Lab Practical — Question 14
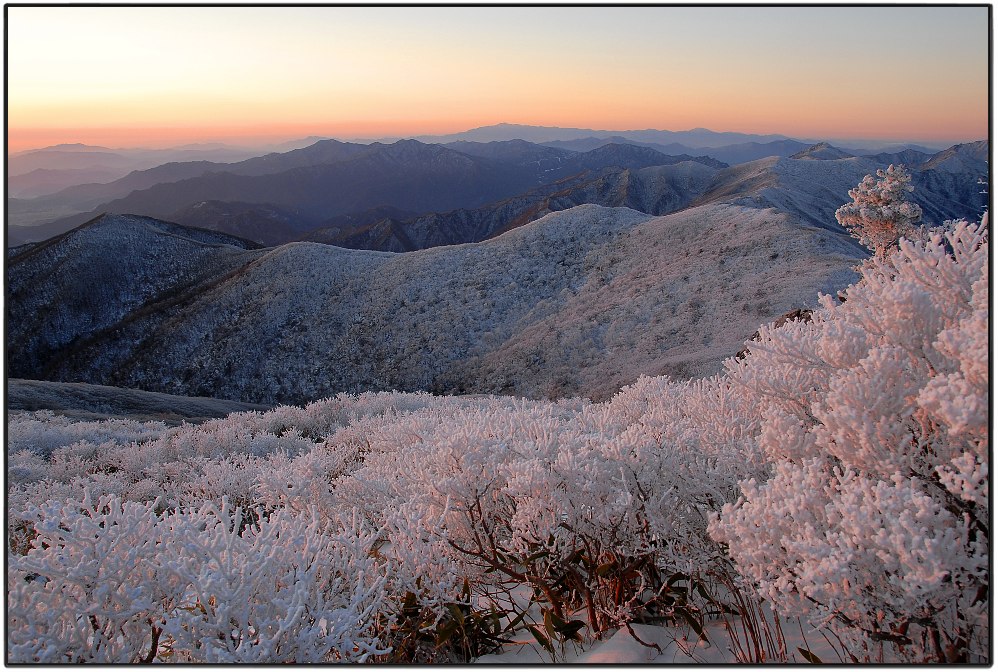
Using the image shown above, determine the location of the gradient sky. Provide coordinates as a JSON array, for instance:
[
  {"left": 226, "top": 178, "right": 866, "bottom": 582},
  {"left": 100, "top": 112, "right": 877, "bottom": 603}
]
[{"left": 6, "top": 5, "right": 990, "bottom": 152}]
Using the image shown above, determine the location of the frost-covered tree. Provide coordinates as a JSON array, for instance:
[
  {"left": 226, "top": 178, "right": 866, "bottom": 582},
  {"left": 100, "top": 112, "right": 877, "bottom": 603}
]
[{"left": 835, "top": 164, "right": 923, "bottom": 259}]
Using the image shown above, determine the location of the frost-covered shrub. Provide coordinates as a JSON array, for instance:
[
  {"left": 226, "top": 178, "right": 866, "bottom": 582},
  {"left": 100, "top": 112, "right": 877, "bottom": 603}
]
[
  {"left": 7, "top": 383, "right": 770, "bottom": 661},
  {"left": 7, "top": 410, "right": 167, "bottom": 458},
  {"left": 333, "top": 388, "right": 764, "bottom": 641},
  {"left": 7, "top": 449, "right": 50, "bottom": 485},
  {"left": 330, "top": 402, "right": 520, "bottom": 635},
  {"left": 164, "top": 413, "right": 317, "bottom": 460},
  {"left": 8, "top": 492, "right": 181, "bottom": 663},
  {"left": 174, "top": 453, "right": 264, "bottom": 509},
  {"left": 160, "top": 503, "right": 388, "bottom": 663},
  {"left": 8, "top": 492, "right": 389, "bottom": 664},
  {"left": 711, "top": 217, "right": 989, "bottom": 662},
  {"left": 252, "top": 391, "right": 443, "bottom": 440}
]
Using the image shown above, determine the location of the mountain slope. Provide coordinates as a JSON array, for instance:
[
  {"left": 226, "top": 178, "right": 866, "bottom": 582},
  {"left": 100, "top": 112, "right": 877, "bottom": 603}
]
[
  {"left": 705, "top": 139, "right": 813, "bottom": 165},
  {"left": 693, "top": 144, "right": 987, "bottom": 231},
  {"left": 7, "top": 215, "right": 260, "bottom": 378},
  {"left": 919, "top": 140, "right": 989, "bottom": 173},
  {"left": 862, "top": 148, "right": 933, "bottom": 168},
  {"left": 8, "top": 210, "right": 107, "bottom": 246},
  {"left": 222, "top": 138, "right": 371, "bottom": 176},
  {"left": 166, "top": 201, "right": 315, "bottom": 246},
  {"left": 558, "top": 143, "right": 726, "bottom": 172},
  {"left": 444, "top": 203, "right": 861, "bottom": 397},
  {"left": 442, "top": 139, "right": 577, "bottom": 174},
  {"left": 10, "top": 205, "right": 862, "bottom": 404},
  {"left": 540, "top": 135, "right": 661, "bottom": 153},
  {"left": 790, "top": 142, "right": 855, "bottom": 160},
  {"left": 36, "top": 161, "right": 223, "bottom": 210}
]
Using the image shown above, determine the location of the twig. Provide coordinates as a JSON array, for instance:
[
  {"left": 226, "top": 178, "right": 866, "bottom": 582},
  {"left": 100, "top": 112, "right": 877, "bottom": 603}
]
[{"left": 625, "top": 621, "right": 663, "bottom": 654}]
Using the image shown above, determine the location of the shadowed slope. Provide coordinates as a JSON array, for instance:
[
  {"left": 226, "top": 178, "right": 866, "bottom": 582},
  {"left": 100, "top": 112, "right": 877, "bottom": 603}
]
[{"left": 7, "top": 214, "right": 260, "bottom": 378}]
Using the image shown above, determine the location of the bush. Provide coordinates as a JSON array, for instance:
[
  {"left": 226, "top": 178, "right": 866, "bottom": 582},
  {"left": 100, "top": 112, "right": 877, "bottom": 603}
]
[
  {"left": 711, "top": 217, "right": 989, "bottom": 662},
  {"left": 8, "top": 493, "right": 388, "bottom": 663}
]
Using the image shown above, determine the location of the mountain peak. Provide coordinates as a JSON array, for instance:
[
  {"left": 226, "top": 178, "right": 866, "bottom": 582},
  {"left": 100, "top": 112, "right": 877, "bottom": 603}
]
[
  {"left": 28, "top": 142, "right": 115, "bottom": 154},
  {"left": 381, "top": 138, "right": 446, "bottom": 157},
  {"left": 790, "top": 142, "right": 853, "bottom": 160},
  {"left": 920, "top": 140, "right": 989, "bottom": 172}
]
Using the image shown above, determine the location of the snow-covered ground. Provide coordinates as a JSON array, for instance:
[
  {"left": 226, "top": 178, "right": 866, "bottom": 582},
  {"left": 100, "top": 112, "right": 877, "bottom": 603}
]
[
  {"left": 476, "top": 617, "right": 845, "bottom": 664},
  {"left": 8, "top": 378, "right": 270, "bottom": 424}
]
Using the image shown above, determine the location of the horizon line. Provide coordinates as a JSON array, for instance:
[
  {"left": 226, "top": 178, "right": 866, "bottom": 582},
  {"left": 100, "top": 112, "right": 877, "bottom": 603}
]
[{"left": 7, "top": 121, "right": 986, "bottom": 155}]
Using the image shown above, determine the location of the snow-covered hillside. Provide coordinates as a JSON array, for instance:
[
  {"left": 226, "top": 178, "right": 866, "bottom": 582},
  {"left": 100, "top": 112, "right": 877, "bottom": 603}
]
[
  {"left": 10, "top": 204, "right": 861, "bottom": 403},
  {"left": 445, "top": 202, "right": 858, "bottom": 399}
]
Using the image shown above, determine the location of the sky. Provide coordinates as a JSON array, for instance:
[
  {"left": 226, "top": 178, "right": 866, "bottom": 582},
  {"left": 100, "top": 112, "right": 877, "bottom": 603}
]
[{"left": 6, "top": 5, "right": 990, "bottom": 152}]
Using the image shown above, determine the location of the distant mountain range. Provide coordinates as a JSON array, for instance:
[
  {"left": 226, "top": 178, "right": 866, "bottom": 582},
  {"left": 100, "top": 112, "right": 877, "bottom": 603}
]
[
  {"left": 540, "top": 136, "right": 820, "bottom": 166},
  {"left": 9, "top": 167, "right": 126, "bottom": 199},
  {"left": 8, "top": 132, "right": 985, "bottom": 249},
  {"left": 400, "top": 122, "right": 947, "bottom": 154},
  {"left": 6, "top": 143, "right": 272, "bottom": 197},
  {"left": 405, "top": 122, "right": 796, "bottom": 147},
  {"left": 8, "top": 140, "right": 727, "bottom": 245}
]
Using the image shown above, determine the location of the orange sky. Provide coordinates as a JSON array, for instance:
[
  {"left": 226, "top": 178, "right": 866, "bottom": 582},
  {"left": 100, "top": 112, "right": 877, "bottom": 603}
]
[{"left": 7, "top": 6, "right": 990, "bottom": 153}]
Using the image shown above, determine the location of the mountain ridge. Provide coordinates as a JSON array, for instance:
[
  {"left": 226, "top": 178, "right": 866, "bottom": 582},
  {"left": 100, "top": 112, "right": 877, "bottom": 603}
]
[{"left": 8, "top": 204, "right": 863, "bottom": 404}]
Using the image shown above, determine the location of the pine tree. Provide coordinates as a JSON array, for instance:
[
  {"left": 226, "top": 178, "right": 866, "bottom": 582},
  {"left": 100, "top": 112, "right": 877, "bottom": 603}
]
[{"left": 835, "top": 164, "right": 923, "bottom": 259}]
